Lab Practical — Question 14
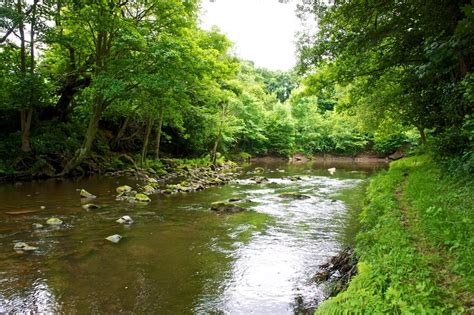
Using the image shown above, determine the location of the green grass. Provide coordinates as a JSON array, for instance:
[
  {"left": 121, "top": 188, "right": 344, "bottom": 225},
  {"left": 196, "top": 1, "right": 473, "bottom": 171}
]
[{"left": 316, "top": 156, "right": 473, "bottom": 314}]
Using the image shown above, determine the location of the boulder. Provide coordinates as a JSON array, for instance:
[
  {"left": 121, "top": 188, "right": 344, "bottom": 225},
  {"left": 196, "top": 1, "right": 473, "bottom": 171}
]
[
  {"left": 254, "top": 167, "right": 264, "bottom": 173},
  {"left": 328, "top": 167, "right": 336, "bottom": 175},
  {"left": 14, "top": 242, "right": 38, "bottom": 252},
  {"left": 211, "top": 201, "right": 246, "bottom": 213},
  {"left": 388, "top": 151, "right": 404, "bottom": 160},
  {"left": 134, "top": 193, "right": 151, "bottom": 203},
  {"left": 142, "top": 185, "right": 155, "bottom": 194},
  {"left": 82, "top": 204, "right": 100, "bottom": 210},
  {"left": 288, "top": 176, "right": 303, "bottom": 181},
  {"left": 80, "top": 189, "right": 96, "bottom": 198},
  {"left": 46, "top": 217, "right": 63, "bottom": 225},
  {"left": 116, "top": 215, "right": 134, "bottom": 224},
  {"left": 279, "top": 192, "right": 311, "bottom": 200},
  {"left": 105, "top": 234, "right": 122, "bottom": 244},
  {"left": 116, "top": 185, "right": 132, "bottom": 194},
  {"left": 146, "top": 177, "right": 158, "bottom": 184}
]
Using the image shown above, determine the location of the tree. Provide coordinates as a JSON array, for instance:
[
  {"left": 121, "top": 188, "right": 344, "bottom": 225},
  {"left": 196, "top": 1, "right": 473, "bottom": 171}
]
[
  {"left": 297, "top": 0, "right": 473, "bottom": 154},
  {"left": 60, "top": 0, "right": 200, "bottom": 174}
]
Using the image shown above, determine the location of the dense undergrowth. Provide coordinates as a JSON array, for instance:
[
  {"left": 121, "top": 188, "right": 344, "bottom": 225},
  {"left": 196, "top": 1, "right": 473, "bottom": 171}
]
[{"left": 317, "top": 156, "right": 474, "bottom": 314}]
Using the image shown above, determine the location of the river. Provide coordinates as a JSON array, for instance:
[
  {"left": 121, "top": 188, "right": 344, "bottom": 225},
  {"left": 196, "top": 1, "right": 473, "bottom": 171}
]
[{"left": 0, "top": 160, "right": 385, "bottom": 314}]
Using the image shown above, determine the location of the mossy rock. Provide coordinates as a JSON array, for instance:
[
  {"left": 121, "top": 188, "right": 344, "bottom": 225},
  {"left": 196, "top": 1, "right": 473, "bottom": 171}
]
[
  {"left": 80, "top": 189, "right": 96, "bottom": 198},
  {"left": 116, "top": 185, "right": 132, "bottom": 194},
  {"left": 143, "top": 185, "right": 155, "bottom": 194},
  {"left": 134, "top": 193, "right": 151, "bottom": 203},
  {"left": 211, "top": 201, "right": 246, "bottom": 213},
  {"left": 46, "top": 217, "right": 63, "bottom": 225}
]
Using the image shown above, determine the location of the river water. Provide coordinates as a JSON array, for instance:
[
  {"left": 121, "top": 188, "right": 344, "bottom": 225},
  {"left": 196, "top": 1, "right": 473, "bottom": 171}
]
[{"left": 0, "top": 160, "right": 385, "bottom": 314}]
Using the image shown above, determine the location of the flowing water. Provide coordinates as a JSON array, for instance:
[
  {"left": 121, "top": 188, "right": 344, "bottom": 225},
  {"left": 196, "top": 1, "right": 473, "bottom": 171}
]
[{"left": 0, "top": 160, "right": 385, "bottom": 314}]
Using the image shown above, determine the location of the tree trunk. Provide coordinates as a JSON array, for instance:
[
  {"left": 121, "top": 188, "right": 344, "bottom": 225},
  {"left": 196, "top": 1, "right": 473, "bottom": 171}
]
[
  {"left": 418, "top": 127, "right": 426, "bottom": 143},
  {"left": 17, "top": 0, "right": 33, "bottom": 152},
  {"left": 20, "top": 108, "right": 33, "bottom": 152},
  {"left": 112, "top": 116, "right": 129, "bottom": 149},
  {"left": 141, "top": 115, "right": 153, "bottom": 166},
  {"left": 211, "top": 103, "right": 227, "bottom": 165},
  {"left": 61, "top": 96, "right": 106, "bottom": 174},
  {"left": 211, "top": 133, "right": 221, "bottom": 165},
  {"left": 154, "top": 105, "right": 164, "bottom": 160}
]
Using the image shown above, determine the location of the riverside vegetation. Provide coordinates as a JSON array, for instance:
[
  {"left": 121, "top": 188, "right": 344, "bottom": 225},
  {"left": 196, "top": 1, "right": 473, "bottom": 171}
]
[{"left": 1, "top": 0, "right": 473, "bottom": 313}]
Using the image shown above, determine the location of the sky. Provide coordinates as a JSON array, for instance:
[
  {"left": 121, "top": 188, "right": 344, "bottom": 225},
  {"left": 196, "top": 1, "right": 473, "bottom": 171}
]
[{"left": 200, "top": 0, "right": 301, "bottom": 71}]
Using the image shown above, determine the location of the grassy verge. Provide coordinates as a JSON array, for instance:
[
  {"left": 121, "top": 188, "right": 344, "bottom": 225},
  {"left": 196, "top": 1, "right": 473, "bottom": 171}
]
[{"left": 317, "top": 156, "right": 473, "bottom": 314}]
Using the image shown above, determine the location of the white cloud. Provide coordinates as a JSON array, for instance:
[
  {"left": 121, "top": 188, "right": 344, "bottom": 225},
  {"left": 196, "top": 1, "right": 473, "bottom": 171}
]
[{"left": 200, "top": 0, "right": 300, "bottom": 71}]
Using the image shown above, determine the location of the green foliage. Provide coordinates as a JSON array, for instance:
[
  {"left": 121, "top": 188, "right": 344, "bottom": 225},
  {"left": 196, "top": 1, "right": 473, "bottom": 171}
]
[
  {"left": 298, "top": 0, "right": 473, "bottom": 157},
  {"left": 372, "top": 130, "right": 420, "bottom": 155},
  {"left": 317, "top": 156, "right": 473, "bottom": 314}
]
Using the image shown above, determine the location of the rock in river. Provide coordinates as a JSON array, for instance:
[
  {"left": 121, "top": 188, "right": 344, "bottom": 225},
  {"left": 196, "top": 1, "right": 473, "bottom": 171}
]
[
  {"left": 82, "top": 204, "right": 100, "bottom": 210},
  {"left": 116, "top": 185, "right": 132, "bottom": 194},
  {"left": 80, "top": 189, "right": 96, "bottom": 199},
  {"left": 106, "top": 234, "right": 122, "bottom": 244},
  {"left": 116, "top": 215, "right": 134, "bottom": 224},
  {"left": 279, "top": 192, "right": 311, "bottom": 200},
  {"left": 134, "top": 193, "right": 151, "bottom": 203},
  {"left": 142, "top": 185, "right": 155, "bottom": 194},
  {"left": 211, "top": 201, "right": 246, "bottom": 213},
  {"left": 250, "top": 176, "right": 269, "bottom": 184},
  {"left": 46, "top": 217, "right": 63, "bottom": 225},
  {"left": 32, "top": 223, "right": 43, "bottom": 229},
  {"left": 14, "top": 242, "right": 38, "bottom": 252}
]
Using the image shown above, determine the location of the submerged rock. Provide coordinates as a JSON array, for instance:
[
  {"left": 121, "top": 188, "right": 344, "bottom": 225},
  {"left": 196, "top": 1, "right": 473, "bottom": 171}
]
[
  {"left": 82, "top": 203, "right": 100, "bottom": 210},
  {"left": 211, "top": 201, "right": 246, "bottom": 213},
  {"left": 279, "top": 192, "right": 311, "bottom": 200},
  {"left": 228, "top": 197, "right": 242, "bottom": 202},
  {"left": 288, "top": 176, "right": 303, "bottom": 181},
  {"left": 14, "top": 242, "right": 38, "bottom": 252},
  {"left": 46, "top": 217, "right": 63, "bottom": 225},
  {"left": 116, "top": 185, "right": 132, "bottom": 194},
  {"left": 250, "top": 176, "right": 269, "bottom": 184},
  {"left": 134, "top": 193, "right": 151, "bottom": 203},
  {"left": 32, "top": 223, "right": 43, "bottom": 229},
  {"left": 105, "top": 234, "right": 122, "bottom": 243},
  {"left": 80, "top": 189, "right": 96, "bottom": 199},
  {"left": 116, "top": 215, "right": 134, "bottom": 224}
]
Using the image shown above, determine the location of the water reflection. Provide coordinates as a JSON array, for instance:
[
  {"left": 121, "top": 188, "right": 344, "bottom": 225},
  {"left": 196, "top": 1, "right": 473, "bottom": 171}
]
[
  {"left": 0, "top": 161, "right": 382, "bottom": 313},
  {"left": 0, "top": 278, "right": 60, "bottom": 313},
  {"left": 199, "top": 172, "right": 363, "bottom": 314}
]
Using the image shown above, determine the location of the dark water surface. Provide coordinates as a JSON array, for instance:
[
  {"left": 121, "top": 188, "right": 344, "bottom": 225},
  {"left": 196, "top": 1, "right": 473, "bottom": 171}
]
[{"left": 0, "top": 160, "right": 385, "bottom": 314}]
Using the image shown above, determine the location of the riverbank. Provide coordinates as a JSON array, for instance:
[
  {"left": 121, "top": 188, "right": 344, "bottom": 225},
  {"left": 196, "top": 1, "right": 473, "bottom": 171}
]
[{"left": 316, "top": 156, "right": 474, "bottom": 314}]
